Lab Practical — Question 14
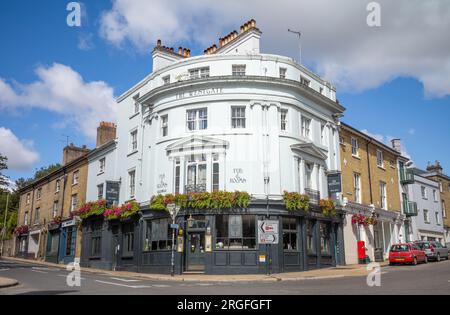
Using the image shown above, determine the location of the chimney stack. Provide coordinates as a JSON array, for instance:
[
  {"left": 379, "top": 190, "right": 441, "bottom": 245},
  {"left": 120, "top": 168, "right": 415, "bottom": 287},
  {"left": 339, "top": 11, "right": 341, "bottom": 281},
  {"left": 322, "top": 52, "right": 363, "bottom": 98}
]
[
  {"left": 63, "top": 143, "right": 90, "bottom": 166},
  {"left": 426, "top": 160, "right": 443, "bottom": 174},
  {"left": 96, "top": 121, "right": 117, "bottom": 148},
  {"left": 391, "top": 138, "right": 402, "bottom": 153}
]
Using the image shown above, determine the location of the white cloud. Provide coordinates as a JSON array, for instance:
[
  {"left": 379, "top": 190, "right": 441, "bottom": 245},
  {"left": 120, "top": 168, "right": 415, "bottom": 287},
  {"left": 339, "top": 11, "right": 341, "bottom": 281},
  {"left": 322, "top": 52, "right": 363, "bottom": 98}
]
[
  {"left": 0, "top": 127, "right": 40, "bottom": 171},
  {"left": 99, "top": 0, "right": 450, "bottom": 98},
  {"left": 0, "top": 63, "right": 117, "bottom": 140}
]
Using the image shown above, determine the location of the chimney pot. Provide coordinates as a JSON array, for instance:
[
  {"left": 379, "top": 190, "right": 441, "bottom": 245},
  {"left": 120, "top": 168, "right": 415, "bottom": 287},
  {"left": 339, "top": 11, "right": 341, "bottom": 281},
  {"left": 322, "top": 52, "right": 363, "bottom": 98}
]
[
  {"left": 391, "top": 138, "right": 402, "bottom": 153},
  {"left": 178, "top": 47, "right": 183, "bottom": 55},
  {"left": 157, "top": 39, "right": 161, "bottom": 47}
]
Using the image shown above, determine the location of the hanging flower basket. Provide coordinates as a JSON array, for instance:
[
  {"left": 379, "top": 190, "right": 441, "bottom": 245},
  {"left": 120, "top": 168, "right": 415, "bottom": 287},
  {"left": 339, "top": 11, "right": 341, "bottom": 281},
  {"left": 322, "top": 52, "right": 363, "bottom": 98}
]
[
  {"left": 14, "top": 225, "right": 29, "bottom": 235},
  {"left": 319, "top": 199, "right": 337, "bottom": 217},
  {"left": 283, "top": 191, "right": 310, "bottom": 211},
  {"left": 73, "top": 199, "right": 108, "bottom": 219},
  {"left": 351, "top": 213, "right": 378, "bottom": 226},
  {"left": 103, "top": 201, "right": 140, "bottom": 221}
]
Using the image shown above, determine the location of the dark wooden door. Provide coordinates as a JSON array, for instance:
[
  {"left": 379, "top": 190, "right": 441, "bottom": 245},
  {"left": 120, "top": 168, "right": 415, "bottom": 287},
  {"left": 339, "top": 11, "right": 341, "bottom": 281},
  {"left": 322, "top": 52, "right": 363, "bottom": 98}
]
[{"left": 186, "top": 232, "right": 205, "bottom": 271}]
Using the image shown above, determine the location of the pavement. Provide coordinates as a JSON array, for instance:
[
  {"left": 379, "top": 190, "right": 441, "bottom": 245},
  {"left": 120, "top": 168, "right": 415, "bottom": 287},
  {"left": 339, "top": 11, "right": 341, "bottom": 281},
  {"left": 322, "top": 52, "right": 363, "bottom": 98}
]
[
  {"left": 0, "top": 258, "right": 449, "bottom": 295},
  {"left": 0, "top": 276, "right": 18, "bottom": 288},
  {"left": 0, "top": 256, "right": 387, "bottom": 282}
]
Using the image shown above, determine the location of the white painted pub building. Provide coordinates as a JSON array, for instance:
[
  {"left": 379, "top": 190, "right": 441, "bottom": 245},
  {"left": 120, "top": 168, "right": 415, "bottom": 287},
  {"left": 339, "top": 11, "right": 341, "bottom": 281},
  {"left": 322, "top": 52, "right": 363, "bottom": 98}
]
[{"left": 81, "top": 20, "right": 346, "bottom": 274}]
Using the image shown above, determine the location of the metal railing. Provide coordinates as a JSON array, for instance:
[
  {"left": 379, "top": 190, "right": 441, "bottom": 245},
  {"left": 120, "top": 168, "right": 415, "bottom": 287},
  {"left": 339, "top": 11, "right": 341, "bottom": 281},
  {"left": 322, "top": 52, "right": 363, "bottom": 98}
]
[
  {"left": 403, "top": 200, "right": 418, "bottom": 217},
  {"left": 305, "top": 188, "right": 320, "bottom": 205},
  {"left": 400, "top": 168, "right": 415, "bottom": 185},
  {"left": 185, "top": 184, "right": 207, "bottom": 193}
]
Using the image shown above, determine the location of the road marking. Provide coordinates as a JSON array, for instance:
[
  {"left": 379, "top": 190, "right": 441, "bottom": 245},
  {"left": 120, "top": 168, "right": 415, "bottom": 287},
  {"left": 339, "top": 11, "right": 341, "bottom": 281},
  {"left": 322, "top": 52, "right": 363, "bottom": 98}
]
[
  {"left": 110, "top": 277, "right": 141, "bottom": 282},
  {"left": 57, "top": 274, "right": 86, "bottom": 280},
  {"left": 0, "top": 268, "right": 10, "bottom": 272},
  {"left": 152, "top": 284, "right": 170, "bottom": 288},
  {"left": 31, "top": 270, "right": 48, "bottom": 274},
  {"left": 95, "top": 280, "right": 152, "bottom": 289},
  {"left": 32, "top": 267, "right": 57, "bottom": 271}
]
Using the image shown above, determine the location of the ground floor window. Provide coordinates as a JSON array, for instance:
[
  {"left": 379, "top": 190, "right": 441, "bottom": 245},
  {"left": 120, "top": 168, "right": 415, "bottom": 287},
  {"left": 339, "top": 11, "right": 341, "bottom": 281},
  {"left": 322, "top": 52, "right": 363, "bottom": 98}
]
[
  {"left": 320, "top": 222, "right": 331, "bottom": 255},
  {"left": 46, "top": 231, "right": 59, "bottom": 254},
  {"left": 90, "top": 222, "right": 102, "bottom": 257},
  {"left": 306, "top": 220, "right": 316, "bottom": 254},
  {"left": 215, "top": 215, "right": 256, "bottom": 250},
  {"left": 122, "top": 223, "right": 135, "bottom": 257},
  {"left": 282, "top": 217, "right": 298, "bottom": 250},
  {"left": 144, "top": 218, "right": 172, "bottom": 251}
]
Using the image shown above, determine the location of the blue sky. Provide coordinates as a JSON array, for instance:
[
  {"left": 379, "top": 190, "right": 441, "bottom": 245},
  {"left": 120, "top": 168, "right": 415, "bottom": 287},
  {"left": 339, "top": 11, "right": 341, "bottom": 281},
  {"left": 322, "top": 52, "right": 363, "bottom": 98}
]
[{"left": 0, "top": 0, "right": 449, "bottom": 182}]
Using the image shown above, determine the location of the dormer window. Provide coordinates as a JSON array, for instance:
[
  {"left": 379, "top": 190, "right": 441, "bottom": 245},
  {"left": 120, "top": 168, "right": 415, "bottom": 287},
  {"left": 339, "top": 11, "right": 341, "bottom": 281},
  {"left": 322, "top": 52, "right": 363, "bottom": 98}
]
[
  {"left": 279, "top": 67, "right": 287, "bottom": 79},
  {"left": 133, "top": 93, "right": 140, "bottom": 115},
  {"left": 162, "top": 75, "right": 170, "bottom": 85}
]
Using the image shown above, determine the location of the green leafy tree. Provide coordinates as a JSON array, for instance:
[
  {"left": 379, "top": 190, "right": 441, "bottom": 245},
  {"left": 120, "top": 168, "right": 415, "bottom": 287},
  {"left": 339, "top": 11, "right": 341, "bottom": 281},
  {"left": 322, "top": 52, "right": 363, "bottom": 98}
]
[
  {"left": 33, "top": 163, "right": 61, "bottom": 180},
  {"left": 0, "top": 154, "right": 8, "bottom": 188}
]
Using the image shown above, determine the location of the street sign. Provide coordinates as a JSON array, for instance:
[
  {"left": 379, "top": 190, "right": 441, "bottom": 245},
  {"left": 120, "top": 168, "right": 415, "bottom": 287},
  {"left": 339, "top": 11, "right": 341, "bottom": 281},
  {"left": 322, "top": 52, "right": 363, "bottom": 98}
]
[{"left": 258, "top": 220, "right": 279, "bottom": 244}]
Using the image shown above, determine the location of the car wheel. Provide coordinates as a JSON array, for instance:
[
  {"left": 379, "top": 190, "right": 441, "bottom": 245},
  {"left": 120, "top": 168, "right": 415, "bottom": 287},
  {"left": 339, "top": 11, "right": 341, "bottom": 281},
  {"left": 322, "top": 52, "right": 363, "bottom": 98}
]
[
  {"left": 437, "top": 253, "right": 441, "bottom": 262},
  {"left": 412, "top": 257, "right": 417, "bottom": 265}
]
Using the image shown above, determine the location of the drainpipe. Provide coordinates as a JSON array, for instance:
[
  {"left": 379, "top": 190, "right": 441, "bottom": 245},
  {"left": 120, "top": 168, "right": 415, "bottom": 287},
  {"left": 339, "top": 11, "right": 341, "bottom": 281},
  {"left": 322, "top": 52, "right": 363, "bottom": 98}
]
[{"left": 366, "top": 140, "right": 373, "bottom": 204}]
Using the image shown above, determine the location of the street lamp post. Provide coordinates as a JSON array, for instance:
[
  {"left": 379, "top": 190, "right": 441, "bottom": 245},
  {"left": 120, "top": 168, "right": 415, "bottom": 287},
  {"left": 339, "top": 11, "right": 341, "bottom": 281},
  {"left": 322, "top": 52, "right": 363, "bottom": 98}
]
[
  {"left": 167, "top": 203, "right": 180, "bottom": 277},
  {"left": 0, "top": 192, "right": 10, "bottom": 257}
]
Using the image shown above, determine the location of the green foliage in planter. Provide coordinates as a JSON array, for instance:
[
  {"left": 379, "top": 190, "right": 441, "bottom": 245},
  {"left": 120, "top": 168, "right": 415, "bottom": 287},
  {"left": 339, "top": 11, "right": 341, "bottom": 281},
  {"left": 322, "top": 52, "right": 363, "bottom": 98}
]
[
  {"left": 120, "top": 201, "right": 140, "bottom": 219},
  {"left": 283, "top": 191, "right": 310, "bottom": 211},
  {"left": 149, "top": 191, "right": 250, "bottom": 211},
  {"left": 319, "top": 199, "right": 337, "bottom": 217},
  {"left": 75, "top": 200, "right": 107, "bottom": 219}
]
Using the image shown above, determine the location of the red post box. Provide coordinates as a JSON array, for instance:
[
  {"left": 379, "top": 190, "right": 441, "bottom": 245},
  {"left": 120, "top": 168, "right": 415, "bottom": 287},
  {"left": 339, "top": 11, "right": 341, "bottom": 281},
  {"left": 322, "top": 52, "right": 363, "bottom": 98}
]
[{"left": 357, "top": 240, "right": 366, "bottom": 261}]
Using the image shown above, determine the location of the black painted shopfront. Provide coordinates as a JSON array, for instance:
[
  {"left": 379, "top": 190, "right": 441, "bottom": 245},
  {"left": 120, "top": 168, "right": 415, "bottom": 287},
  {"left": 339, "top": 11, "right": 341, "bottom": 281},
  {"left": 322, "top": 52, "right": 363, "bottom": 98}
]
[{"left": 80, "top": 201, "right": 345, "bottom": 274}]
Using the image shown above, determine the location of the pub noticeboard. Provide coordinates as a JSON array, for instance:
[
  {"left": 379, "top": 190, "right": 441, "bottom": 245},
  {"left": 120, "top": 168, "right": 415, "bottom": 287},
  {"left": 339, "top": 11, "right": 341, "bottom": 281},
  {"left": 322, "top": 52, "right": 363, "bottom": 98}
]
[
  {"left": 327, "top": 172, "right": 342, "bottom": 196},
  {"left": 105, "top": 181, "right": 120, "bottom": 208}
]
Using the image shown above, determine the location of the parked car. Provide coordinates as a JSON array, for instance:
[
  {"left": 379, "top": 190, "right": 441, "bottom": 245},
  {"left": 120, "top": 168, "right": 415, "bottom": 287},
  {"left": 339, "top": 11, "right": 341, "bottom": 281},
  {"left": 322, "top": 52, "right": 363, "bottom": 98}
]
[
  {"left": 414, "top": 241, "right": 449, "bottom": 262},
  {"left": 389, "top": 243, "right": 427, "bottom": 265}
]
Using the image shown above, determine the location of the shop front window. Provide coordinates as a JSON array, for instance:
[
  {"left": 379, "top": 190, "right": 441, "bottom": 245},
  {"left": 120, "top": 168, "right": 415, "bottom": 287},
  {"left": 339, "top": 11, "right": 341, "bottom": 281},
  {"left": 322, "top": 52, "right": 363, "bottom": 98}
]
[
  {"left": 122, "top": 223, "right": 135, "bottom": 257},
  {"left": 283, "top": 217, "right": 298, "bottom": 251},
  {"left": 215, "top": 215, "right": 256, "bottom": 250},
  {"left": 144, "top": 218, "right": 173, "bottom": 251},
  {"left": 65, "top": 227, "right": 74, "bottom": 256},
  {"left": 306, "top": 220, "right": 316, "bottom": 254},
  {"left": 90, "top": 222, "right": 102, "bottom": 257},
  {"left": 320, "top": 222, "right": 331, "bottom": 255}
]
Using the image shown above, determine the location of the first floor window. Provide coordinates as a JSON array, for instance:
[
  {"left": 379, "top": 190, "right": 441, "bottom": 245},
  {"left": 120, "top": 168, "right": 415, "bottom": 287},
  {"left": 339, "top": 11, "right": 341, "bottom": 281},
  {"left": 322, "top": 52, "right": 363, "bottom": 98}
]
[
  {"left": 354, "top": 173, "right": 361, "bottom": 203},
  {"left": 55, "top": 179, "right": 61, "bottom": 192},
  {"left": 97, "top": 184, "right": 104, "bottom": 200},
  {"left": 305, "top": 163, "right": 313, "bottom": 189},
  {"left": 34, "top": 207, "right": 40, "bottom": 224},
  {"left": 122, "top": 223, "right": 135, "bottom": 256},
  {"left": 129, "top": 170, "right": 136, "bottom": 198},
  {"left": 36, "top": 188, "right": 42, "bottom": 200},
  {"left": 215, "top": 215, "right": 256, "bottom": 250},
  {"left": 186, "top": 154, "right": 207, "bottom": 193},
  {"left": 99, "top": 158, "right": 106, "bottom": 173},
  {"left": 130, "top": 130, "right": 138, "bottom": 152},
  {"left": 144, "top": 218, "right": 172, "bottom": 251},
  {"left": 320, "top": 222, "right": 331, "bottom": 255},
  {"left": 300, "top": 76, "right": 310, "bottom": 86},
  {"left": 421, "top": 186, "right": 427, "bottom": 199},
  {"left": 52, "top": 201, "right": 58, "bottom": 218},
  {"left": 231, "top": 106, "right": 246, "bottom": 128},
  {"left": 306, "top": 220, "right": 315, "bottom": 254},
  {"left": 189, "top": 67, "right": 209, "bottom": 79},
  {"left": 212, "top": 154, "right": 220, "bottom": 192},
  {"left": 71, "top": 194, "right": 78, "bottom": 212},
  {"left": 301, "top": 116, "right": 311, "bottom": 139},
  {"left": 435, "top": 212, "right": 440, "bottom": 225},
  {"left": 282, "top": 217, "right": 298, "bottom": 250},
  {"left": 443, "top": 200, "right": 447, "bottom": 218},
  {"left": 423, "top": 209, "right": 430, "bottom": 223},
  {"left": 380, "top": 181, "right": 387, "bottom": 209},
  {"left": 174, "top": 161, "right": 181, "bottom": 194},
  {"left": 24, "top": 212, "right": 28, "bottom": 225}
]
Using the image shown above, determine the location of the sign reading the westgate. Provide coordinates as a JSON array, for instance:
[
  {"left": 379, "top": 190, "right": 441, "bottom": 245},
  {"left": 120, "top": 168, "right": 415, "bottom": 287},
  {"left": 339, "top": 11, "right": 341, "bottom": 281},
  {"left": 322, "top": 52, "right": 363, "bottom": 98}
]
[
  {"left": 176, "top": 88, "right": 223, "bottom": 100},
  {"left": 105, "top": 181, "right": 120, "bottom": 207}
]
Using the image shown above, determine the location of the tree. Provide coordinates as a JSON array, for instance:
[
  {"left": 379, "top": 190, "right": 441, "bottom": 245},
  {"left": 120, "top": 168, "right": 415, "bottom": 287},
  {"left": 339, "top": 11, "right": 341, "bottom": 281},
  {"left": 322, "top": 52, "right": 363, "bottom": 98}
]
[
  {"left": 33, "top": 163, "right": 61, "bottom": 180},
  {"left": 0, "top": 154, "right": 8, "bottom": 188}
]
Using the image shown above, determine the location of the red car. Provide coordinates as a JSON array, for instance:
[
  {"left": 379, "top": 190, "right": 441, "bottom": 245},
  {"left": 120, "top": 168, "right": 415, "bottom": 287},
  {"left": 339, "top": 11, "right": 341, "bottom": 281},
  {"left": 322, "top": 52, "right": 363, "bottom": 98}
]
[{"left": 389, "top": 243, "right": 428, "bottom": 265}]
